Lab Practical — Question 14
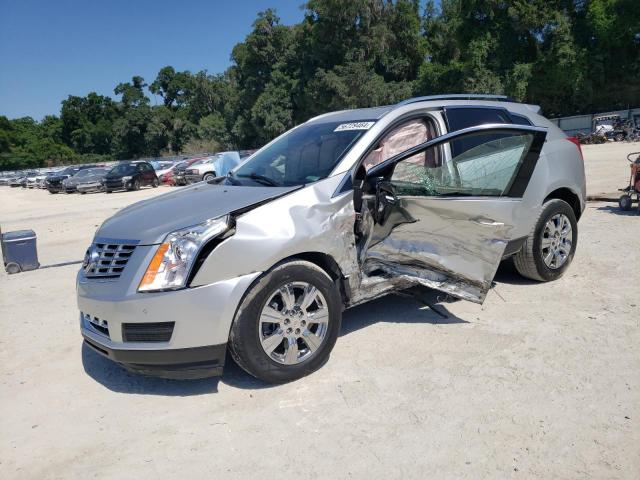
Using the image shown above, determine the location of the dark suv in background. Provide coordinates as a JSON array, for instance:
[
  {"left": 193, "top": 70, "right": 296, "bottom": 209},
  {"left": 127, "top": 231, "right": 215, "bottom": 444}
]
[{"left": 103, "top": 161, "right": 159, "bottom": 193}]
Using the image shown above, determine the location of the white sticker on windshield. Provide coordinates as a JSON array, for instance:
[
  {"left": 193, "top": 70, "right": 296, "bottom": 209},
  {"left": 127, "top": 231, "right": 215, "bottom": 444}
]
[{"left": 334, "top": 121, "right": 375, "bottom": 132}]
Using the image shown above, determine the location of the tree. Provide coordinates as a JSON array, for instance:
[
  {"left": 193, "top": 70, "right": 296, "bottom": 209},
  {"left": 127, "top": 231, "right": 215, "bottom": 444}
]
[
  {"left": 114, "top": 76, "right": 149, "bottom": 108},
  {"left": 149, "top": 66, "right": 193, "bottom": 108}
]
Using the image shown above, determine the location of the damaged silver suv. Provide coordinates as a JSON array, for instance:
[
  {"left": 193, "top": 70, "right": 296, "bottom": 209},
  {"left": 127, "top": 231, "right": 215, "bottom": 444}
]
[{"left": 78, "top": 95, "right": 586, "bottom": 383}]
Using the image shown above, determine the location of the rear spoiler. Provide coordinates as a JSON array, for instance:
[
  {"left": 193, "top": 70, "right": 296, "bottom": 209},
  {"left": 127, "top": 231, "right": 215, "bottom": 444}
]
[{"left": 523, "top": 104, "right": 541, "bottom": 114}]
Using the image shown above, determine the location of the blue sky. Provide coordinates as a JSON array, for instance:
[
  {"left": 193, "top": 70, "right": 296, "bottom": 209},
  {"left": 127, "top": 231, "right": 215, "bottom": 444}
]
[{"left": 0, "top": 0, "right": 306, "bottom": 119}]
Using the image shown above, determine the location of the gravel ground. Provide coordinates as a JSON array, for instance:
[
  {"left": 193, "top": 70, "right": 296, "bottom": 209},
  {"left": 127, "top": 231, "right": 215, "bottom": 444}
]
[{"left": 0, "top": 148, "right": 638, "bottom": 479}]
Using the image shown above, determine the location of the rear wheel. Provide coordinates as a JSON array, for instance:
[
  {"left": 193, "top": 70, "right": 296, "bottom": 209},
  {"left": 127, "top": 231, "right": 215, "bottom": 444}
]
[
  {"left": 203, "top": 173, "right": 215, "bottom": 182},
  {"left": 229, "top": 260, "right": 342, "bottom": 384},
  {"left": 105, "top": 190, "right": 112, "bottom": 194},
  {"left": 619, "top": 194, "right": 632, "bottom": 211},
  {"left": 514, "top": 199, "right": 578, "bottom": 282}
]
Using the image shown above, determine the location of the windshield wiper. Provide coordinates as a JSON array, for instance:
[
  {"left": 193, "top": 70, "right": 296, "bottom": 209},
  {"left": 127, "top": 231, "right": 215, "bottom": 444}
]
[
  {"left": 237, "top": 172, "right": 281, "bottom": 187},
  {"left": 224, "top": 172, "right": 241, "bottom": 186}
]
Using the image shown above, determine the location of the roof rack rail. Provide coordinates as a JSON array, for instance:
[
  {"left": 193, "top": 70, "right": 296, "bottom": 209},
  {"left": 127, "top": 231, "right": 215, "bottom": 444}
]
[{"left": 396, "top": 94, "right": 515, "bottom": 107}]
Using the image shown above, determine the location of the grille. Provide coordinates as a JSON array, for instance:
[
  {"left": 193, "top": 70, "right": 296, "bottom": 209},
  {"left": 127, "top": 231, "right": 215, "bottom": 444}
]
[
  {"left": 84, "top": 242, "right": 137, "bottom": 278},
  {"left": 122, "top": 322, "right": 175, "bottom": 343}
]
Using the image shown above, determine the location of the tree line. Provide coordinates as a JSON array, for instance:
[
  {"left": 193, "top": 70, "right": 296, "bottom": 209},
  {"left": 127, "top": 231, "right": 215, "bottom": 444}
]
[{"left": 1, "top": 0, "right": 638, "bottom": 170}]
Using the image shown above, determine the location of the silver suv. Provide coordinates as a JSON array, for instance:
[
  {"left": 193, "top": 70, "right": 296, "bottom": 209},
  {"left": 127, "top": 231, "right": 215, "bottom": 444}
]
[{"left": 78, "top": 95, "right": 586, "bottom": 383}]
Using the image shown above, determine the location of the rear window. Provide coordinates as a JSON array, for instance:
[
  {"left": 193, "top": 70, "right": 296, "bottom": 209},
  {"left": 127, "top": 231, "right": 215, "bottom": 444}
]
[{"left": 445, "top": 107, "right": 514, "bottom": 157}]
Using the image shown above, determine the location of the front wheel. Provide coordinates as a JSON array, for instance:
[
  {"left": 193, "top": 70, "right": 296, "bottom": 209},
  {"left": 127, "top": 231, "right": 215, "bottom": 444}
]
[
  {"left": 514, "top": 199, "right": 578, "bottom": 282},
  {"left": 152, "top": 178, "right": 159, "bottom": 188},
  {"left": 229, "top": 260, "right": 342, "bottom": 384},
  {"left": 203, "top": 173, "right": 215, "bottom": 182}
]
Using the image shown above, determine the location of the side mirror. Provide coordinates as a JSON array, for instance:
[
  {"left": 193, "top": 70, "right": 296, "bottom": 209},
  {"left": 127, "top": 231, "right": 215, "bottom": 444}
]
[{"left": 374, "top": 180, "right": 397, "bottom": 225}]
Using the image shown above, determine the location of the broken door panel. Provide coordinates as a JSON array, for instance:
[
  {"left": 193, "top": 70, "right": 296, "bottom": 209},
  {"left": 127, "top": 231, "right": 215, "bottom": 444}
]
[{"left": 362, "top": 125, "right": 547, "bottom": 303}]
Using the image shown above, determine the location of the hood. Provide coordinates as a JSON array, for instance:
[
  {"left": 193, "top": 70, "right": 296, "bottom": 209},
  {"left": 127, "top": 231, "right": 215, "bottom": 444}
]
[
  {"left": 105, "top": 172, "right": 131, "bottom": 180},
  {"left": 96, "top": 182, "right": 299, "bottom": 244}
]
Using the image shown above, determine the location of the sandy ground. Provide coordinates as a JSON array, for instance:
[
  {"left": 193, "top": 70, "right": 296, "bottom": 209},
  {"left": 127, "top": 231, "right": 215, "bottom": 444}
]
[
  {"left": 0, "top": 152, "right": 638, "bottom": 479},
  {"left": 582, "top": 142, "right": 640, "bottom": 199}
]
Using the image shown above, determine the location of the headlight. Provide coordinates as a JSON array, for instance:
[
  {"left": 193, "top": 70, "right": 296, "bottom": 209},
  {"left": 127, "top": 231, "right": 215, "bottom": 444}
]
[
  {"left": 138, "top": 216, "right": 230, "bottom": 292},
  {"left": 122, "top": 176, "right": 132, "bottom": 182}
]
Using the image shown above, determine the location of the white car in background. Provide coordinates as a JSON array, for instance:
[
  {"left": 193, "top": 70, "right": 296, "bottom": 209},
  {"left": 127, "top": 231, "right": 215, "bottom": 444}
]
[{"left": 184, "top": 151, "right": 252, "bottom": 184}]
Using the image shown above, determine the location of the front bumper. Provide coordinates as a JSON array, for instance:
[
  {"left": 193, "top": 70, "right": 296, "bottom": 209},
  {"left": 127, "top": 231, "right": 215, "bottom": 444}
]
[
  {"left": 173, "top": 173, "right": 187, "bottom": 185},
  {"left": 77, "top": 254, "right": 261, "bottom": 378},
  {"left": 104, "top": 180, "right": 131, "bottom": 191},
  {"left": 184, "top": 173, "right": 202, "bottom": 184},
  {"left": 46, "top": 183, "right": 64, "bottom": 192},
  {"left": 77, "top": 182, "right": 103, "bottom": 193},
  {"left": 83, "top": 334, "right": 226, "bottom": 379}
]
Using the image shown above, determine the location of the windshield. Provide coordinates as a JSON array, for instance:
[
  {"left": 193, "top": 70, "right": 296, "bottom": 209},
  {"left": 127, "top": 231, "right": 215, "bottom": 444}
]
[
  {"left": 59, "top": 167, "right": 80, "bottom": 176},
  {"left": 230, "top": 121, "right": 373, "bottom": 186},
  {"left": 74, "top": 168, "right": 98, "bottom": 178},
  {"left": 109, "top": 164, "right": 136, "bottom": 175}
]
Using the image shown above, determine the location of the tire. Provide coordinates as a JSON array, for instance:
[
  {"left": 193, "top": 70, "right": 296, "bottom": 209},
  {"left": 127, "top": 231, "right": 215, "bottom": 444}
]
[
  {"left": 152, "top": 178, "right": 159, "bottom": 188},
  {"left": 49, "top": 191, "right": 57, "bottom": 194},
  {"left": 131, "top": 179, "right": 140, "bottom": 191},
  {"left": 228, "top": 260, "right": 342, "bottom": 384},
  {"left": 105, "top": 190, "right": 112, "bottom": 194},
  {"left": 203, "top": 173, "right": 215, "bottom": 182},
  {"left": 6, "top": 262, "right": 21, "bottom": 274},
  {"left": 619, "top": 194, "right": 632, "bottom": 211},
  {"left": 513, "top": 199, "right": 578, "bottom": 282}
]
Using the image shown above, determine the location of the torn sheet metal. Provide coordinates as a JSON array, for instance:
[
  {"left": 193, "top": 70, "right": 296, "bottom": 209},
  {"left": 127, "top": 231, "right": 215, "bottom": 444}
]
[
  {"left": 359, "top": 197, "right": 512, "bottom": 304},
  {"left": 191, "top": 174, "right": 361, "bottom": 291}
]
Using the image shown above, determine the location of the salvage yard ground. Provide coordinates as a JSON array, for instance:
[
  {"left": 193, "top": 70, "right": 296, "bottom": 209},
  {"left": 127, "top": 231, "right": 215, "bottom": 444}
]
[{"left": 1, "top": 142, "right": 639, "bottom": 479}]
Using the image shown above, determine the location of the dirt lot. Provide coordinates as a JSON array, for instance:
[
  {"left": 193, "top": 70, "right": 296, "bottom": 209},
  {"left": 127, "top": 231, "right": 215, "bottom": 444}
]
[{"left": 1, "top": 145, "right": 639, "bottom": 479}]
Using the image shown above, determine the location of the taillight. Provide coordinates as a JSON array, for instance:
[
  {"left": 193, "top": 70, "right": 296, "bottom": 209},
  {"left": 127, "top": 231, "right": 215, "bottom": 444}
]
[{"left": 566, "top": 136, "right": 583, "bottom": 161}]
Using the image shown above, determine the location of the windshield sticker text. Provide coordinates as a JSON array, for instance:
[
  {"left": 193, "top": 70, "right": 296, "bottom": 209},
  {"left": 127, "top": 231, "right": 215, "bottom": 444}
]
[{"left": 334, "top": 121, "right": 375, "bottom": 132}]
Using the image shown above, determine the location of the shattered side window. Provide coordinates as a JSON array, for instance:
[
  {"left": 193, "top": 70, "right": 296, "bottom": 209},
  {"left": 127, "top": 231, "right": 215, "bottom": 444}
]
[{"left": 391, "top": 134, "right": 534, "bottom": 197}]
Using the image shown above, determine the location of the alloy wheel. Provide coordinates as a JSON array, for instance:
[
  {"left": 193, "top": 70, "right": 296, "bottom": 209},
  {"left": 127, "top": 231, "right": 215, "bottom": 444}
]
[
  {"left": 540, "top": 213, "right": 572, "bottom": 269},
  {"left": 258, "top": 282, "right": 329, "bottom": 365}
]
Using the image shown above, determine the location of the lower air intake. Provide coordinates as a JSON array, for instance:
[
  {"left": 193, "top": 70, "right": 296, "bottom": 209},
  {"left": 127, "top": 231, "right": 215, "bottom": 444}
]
[{"left": 122, "top": 322, "right": 175, "bottom": 343}]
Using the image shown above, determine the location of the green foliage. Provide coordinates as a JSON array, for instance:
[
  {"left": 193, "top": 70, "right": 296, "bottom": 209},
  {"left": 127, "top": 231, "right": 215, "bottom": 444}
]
[{"left": 2, "top": 0, "right": 639, "bottom": 170}]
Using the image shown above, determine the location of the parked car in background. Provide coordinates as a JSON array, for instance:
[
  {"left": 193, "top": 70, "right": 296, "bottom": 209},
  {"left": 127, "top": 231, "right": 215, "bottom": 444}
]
[
  {"left": 45, "top": 165, "right": 95, "bottom": 193},
  {"left": 172, "top": 157, "right": 209, "bottom": 186},
  {"left": 26, "top": 173, "right": 44, "bottom": 188},
  {"left": 151, "top": 160, "right": 176, "bottom": 174},
  {"left": 103, "top": 161, "right": 159, "bottom": 193},
  {"left": 158, "top": 162, "right": 182, "bottom": 185},
  {"left": 69, "top": 168, "right": 111, "bottom": 194},
  {"left": 78, "top": 95, "right": 586, "bottom": 383},
  {"left": 10, "top": 174, "right": 29, "bottom": 187},
  {"left": 184, "top": 151, "right": 252, "bottom": 184},
  {"left": 26, "top": 171, "right": 56, "bottom": 188},
  {"left": 0, "top": 173, "right": 15, "bottom": 186}
]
